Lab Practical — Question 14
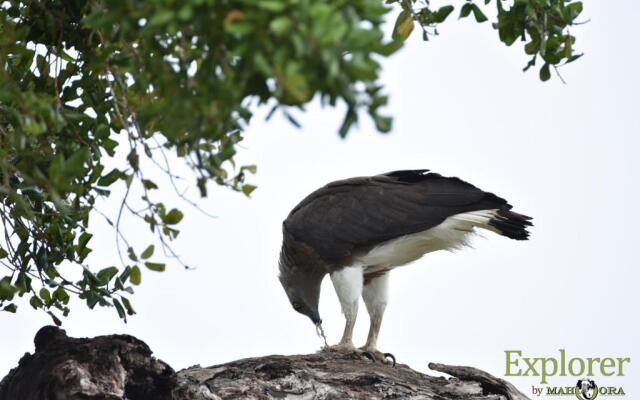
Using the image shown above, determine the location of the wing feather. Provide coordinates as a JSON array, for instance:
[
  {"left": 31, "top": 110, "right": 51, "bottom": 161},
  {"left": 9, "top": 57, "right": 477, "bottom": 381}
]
[{"left": 284, "top": 170, "right": 513, "bottom": 263}]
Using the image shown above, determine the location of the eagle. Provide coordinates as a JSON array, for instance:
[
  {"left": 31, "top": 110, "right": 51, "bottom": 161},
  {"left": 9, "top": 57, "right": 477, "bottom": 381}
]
[{"left": 278, "top": 170, "right": 532, "bottom": 361}]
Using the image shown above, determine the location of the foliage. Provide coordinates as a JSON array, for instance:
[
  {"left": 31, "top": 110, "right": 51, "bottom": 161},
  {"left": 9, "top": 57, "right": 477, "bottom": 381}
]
[
  {"left": 391, "top": 0, "right": 584, "bottom": 81},
  {"left": 0, "top": 0, "right": 583, "bottom": 323}
]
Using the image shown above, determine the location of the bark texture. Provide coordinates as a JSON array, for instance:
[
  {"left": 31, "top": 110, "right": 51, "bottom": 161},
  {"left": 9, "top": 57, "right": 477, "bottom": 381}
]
[
  {"left": 0, "top": 326, "right": 530, "bottom": 400},
  {"left": 0, "top": 326, "right": 175, "bottom": 400}
]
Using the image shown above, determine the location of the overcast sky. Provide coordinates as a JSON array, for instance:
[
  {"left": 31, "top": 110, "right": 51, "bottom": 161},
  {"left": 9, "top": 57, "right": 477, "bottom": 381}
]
[{"left": 1, "top": 0, "right": 638, "bottom": 395}]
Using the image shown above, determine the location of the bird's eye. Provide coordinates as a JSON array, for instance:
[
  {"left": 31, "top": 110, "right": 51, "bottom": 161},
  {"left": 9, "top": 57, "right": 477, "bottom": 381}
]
[{"left": 292, "top": 302, "right": 301, "bottom": 311}]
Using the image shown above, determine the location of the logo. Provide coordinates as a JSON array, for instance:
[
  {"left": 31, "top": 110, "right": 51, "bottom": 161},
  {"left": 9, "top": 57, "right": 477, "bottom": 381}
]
[
  {"left": 503, "top": 349, "right": 630, "bottom": 398},
  {"left": 576, "top": 379, "right": 598, "bottom": 400}
]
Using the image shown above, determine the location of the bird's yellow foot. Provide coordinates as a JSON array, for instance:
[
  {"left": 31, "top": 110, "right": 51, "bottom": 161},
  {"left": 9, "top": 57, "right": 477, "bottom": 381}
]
[{"left": 357, "top": 347, "right": 396, "bottom": 366}]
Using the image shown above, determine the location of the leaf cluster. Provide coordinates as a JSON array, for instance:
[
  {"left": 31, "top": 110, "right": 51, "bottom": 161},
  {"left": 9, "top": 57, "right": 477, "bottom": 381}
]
[
  {"left": 0, "top": 0, "right": 584, "bottom": 323},
  {"left": 389, "top": 0, "right": 584, "bottom": 81},
  {"left": 0, "top": 0, "right": 399, "bottom": 322}
]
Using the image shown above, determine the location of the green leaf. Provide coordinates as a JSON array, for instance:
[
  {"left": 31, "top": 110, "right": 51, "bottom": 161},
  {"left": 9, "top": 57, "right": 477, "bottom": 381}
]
[
  {"left": 130, "top": 266, "right": 142, "bottom": 285},
  {"left": 54, "top": 287, "right": 70, "bottom": 304},
  {"left": 149, "top": 10, "right": 175, "bottom": 27},
  {"left": 77, "top": 232, "right": 93, "bottom": 261},
  {"left": 78, "top": 232, "right": 93, "bottom": 249},
  {"left": 127, "top": 247, "right": 138, "bottom": 262},
  {"left": 523, "top": 55, "right": 537, "bottom": 72},
  {"left": 243, "top": 165, "right": 257, "bottom": 174},
  {"left": 225, "top": 22, "right": 254, "bottom": 36},
  {"left": 540, "top": 63, "right": 551, "bottom": 81},
  {"left": 112, "top": 298, "right": 126, "bottom": 320},
  {"left": 339, "top": 109, "right": 358, "bottom": 138},
  {"left": 270, "top": 17, "right": 292, "bottom": 36},
  {"left": 65, "top": 147, "right": 89, "bottom": 174},
  {"left": 0, "top": 277, "right": 17, "bottom": 300},
  {"left": 120, "top": 267, "right": 132, "bottom": 283},
  {"left": 563, "top": 35, "right": 573, "bottom": 58},
  {"left": 177, "top": 5, "right": 193, "bottom": 21},
  {"left": 393, "top": 11, "right": 415, "bottom": 40},
  {"left": 373, "top": 115, "right": 392, "bottom": 133},
  {"left": 0, "top": 248, "right": 7, "bottom": 258},
  {"left": 14, "top": 273, "right": 31, "bottom": 295},
  {"left": 47, "top": 311, "right": 62, "bottom": 326},
  {"left": 114, "top": 276, "right": 124, "bottom": 290},
  {"left": 525, "top": 39, "right": 540, "bottom": 55},
  {"left": 30, "top": 295, "right": 44, "bottom": 309},
  {"left": 163, "top": 209, "right": 184, "bottom": 225},
  {"left": 565, "top": 53, "right": 583, "bottom": 64},
  {"left": 565, "top": 2, "right": 583, "bottom": 22},
  {"left": 141, "top": 244, "right": 155, "bottom": 259},
  {"left": 127, "top": 150, "right": 139, "bottom": 171},
  {"left": 97, "top": 169, "right": 122, "bottom": 187},
  {"left": 470, "top": 4, "right": 488, "bottom": 23},
  {"left": 459, "top": 3, "right": 473, "bottom": 18},
  {"left": 39, "top": 288, "right": 52, "bottom": 304},
  {"left": 97, "top": 266, "right": 119, "bottom": 285},
  {"left": 145, "top": 262, "right": 166, "bottom": 272},
  {"left": 242, "top": 184, "right": 257, "bottom": 197},
  {"left": 257, "top": 1, "right": 286, "bottom": 12},
  {"left": 373, "top": 39, "right": 404, "bottom": 56},
  {"left": 434, "top": 5, "right": 455, "bottom": 23},
  {"left": 197, "top": 178, "right": 207, "bottom": 197},
  {"left": 142, "top": 179, "right": 158, "bottom": 190},
  {"left": 85, "top": 291, "right": 101, "bottom": 309},
  {"left": 102, "top": 138, "right": 119, "bottom": 155},
  {"left": 3, "top": 304, "right": 17, "bottom": 313},
  {"left": 121, "top": 296, "right": 136, "bottom": 316},
  {"left": 95, "top": 124, "right": 110, "bottom": 139}
]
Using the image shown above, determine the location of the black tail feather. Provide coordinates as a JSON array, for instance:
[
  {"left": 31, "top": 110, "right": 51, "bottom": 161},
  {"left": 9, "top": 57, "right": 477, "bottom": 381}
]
[{"left": 488, "top": 208, "right": 533, "bottom": 240}]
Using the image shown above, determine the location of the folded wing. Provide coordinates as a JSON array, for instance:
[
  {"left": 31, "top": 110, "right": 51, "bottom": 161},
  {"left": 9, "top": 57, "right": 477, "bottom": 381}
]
[{"left": 284, "top": 170, "right": 530, "bottom": 263}]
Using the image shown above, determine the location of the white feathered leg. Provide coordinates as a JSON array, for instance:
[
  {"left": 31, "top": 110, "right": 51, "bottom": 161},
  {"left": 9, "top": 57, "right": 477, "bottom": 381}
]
[
  {"left": 329, "top": 265, "right": 363, "bottom": 350},
  {"left": 361, "top": 273, "right": 389, "bottom": 352}
]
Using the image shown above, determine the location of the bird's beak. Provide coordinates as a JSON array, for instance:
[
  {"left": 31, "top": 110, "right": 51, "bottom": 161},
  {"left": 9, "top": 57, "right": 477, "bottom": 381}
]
[{"left": 310, "top": 311, "right": 321, "bottom": 325}]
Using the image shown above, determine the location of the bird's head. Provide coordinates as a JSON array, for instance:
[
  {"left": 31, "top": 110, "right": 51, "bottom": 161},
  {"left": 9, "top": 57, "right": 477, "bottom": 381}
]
[
  {"left": 278, "top": 263, "right": 324, "bottom": 326},
  {"left": 278, "top": 226, "right": 329, "bottom": 331}
]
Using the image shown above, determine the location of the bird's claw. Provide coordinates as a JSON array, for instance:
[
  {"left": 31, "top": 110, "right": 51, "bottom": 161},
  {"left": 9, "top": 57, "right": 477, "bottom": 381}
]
[
  {"left": 322, "top": 343, "right": 396, "bottom": 367},
  {"left": 361, "top": 351, "right": 376, "bottom": 363},
  {"left": 357, "top": 350, "right": 396, "bottom": 367},
  {"left": 383, "top": 352, "right": 396, "bottom": 367}
]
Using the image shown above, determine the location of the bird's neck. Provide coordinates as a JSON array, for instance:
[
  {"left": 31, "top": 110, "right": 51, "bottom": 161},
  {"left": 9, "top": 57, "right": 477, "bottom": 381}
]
[{"left": 281, "top": 230, "right": 334, "bottom": 275}]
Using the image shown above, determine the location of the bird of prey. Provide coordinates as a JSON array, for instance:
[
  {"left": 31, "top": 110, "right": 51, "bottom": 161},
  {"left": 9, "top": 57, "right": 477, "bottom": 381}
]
[{"left": 278, "top": 170, "right": 532, "bottom": 361}]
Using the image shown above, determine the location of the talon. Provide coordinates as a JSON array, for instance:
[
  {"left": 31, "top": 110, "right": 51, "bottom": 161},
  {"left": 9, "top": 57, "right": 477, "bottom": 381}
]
[
  {"left": 383, "top": 352, "right": 396, "bottom": 367},
  {"left": 361, "top": 351, "right": 376, "bottom": 363}
]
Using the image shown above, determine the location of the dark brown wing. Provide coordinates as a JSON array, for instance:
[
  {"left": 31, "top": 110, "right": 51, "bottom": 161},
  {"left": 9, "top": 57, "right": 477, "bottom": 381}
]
[{"left": 283, "top": 170, "right": 518, "bottom": 263}]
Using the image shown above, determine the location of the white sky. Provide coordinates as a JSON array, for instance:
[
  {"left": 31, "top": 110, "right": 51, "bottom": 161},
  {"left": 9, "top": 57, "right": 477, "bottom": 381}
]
[{"left": 1, "top": 0, "right": 638, "bottom": 395}]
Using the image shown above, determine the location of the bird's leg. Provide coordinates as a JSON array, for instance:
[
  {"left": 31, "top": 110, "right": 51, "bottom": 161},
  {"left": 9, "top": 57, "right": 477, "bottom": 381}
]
[
  {"left": 361, "top": 272, "right": 388, "bottom": 352},
  {"left": 327, "top": 266, "right": 363, "bottom": 352},
  {"left": 363, "top": 313, "right": 383, "bottom": 352},
  {"left": 335, "top": 299, "right": 358, "bottom": 350},
  {"left": 360, "top": 273, "right": 395, "bottom": 365}
]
